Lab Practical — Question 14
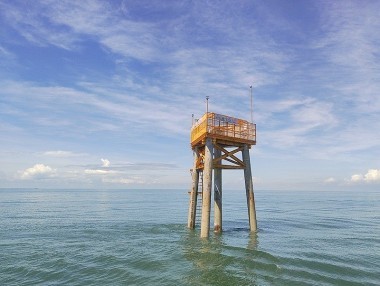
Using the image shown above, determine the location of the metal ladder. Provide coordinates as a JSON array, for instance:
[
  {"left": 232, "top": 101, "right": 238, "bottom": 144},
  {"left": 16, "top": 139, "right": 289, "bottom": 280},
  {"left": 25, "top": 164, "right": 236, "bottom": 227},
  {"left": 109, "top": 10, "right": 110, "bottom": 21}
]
[{"left": 196, "top": 170, "right": 203, "bottom": 224}]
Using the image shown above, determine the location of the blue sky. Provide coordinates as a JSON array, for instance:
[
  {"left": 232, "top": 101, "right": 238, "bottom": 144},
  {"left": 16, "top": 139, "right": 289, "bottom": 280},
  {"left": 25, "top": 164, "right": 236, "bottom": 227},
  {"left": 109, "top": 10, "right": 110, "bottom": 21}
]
[{"left": 1, "top": 0, "right": 379, "bottom": 190}]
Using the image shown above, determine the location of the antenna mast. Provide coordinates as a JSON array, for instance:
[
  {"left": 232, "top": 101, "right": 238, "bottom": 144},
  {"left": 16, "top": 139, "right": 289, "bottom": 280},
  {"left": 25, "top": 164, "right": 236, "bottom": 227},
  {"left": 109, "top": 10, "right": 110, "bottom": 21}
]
[{"left": 250, "top": 85, "right": 253, "bottom": 123}]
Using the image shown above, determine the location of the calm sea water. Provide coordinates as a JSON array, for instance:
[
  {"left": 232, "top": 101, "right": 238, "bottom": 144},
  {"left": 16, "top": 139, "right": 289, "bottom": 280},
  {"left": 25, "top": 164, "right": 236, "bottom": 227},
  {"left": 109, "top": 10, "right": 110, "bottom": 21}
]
[{"left": 1, "top": 188, "right": 379, "bottom": 285}]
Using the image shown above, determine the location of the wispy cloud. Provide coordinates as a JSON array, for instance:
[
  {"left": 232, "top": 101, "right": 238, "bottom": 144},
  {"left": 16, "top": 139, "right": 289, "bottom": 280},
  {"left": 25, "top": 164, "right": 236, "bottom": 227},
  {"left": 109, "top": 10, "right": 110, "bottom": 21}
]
[
  {"left": 0, "top": 0, "right": 290, "bottom": 144},
  {"left": 0, "top": 80, "right": 189, "bottom": 137},
  {"left": 1, "top": 1, "right": 380, "bottom": 189},
  {"left": 102, "top": 176, "right": 146, "bottom": 185},
  {"left": 249, "top": 1, "right": 380, "bottom": 161},
  {"left": 0, "top": 45, "right": 14, "bottom": 58},
  {"left": 84, "top": 169, "right": 116, "bottom": 175},
  {"left": 43, "top": 151, "right": 85, "bottom": 157},
  {"left": 312, "top": 1, "right": 380, "bottom": 111}
]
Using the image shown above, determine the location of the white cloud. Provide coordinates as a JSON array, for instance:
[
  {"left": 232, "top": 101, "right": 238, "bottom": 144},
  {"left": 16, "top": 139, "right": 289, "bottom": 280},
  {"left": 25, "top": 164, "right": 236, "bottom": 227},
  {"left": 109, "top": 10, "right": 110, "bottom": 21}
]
[
  {"left": 84, "top": 169, "right": 115, "bottom": 175},
  {"left": 364, "top": 169, "right": 380, "bottom": 182},
  {"left": 102, "top": 176, "right": 145, "bottom": 185},
  {"left": 20, "top": 164, "right": 56, "bottom": 179},
  {"left": 350, "top": 169, "right": 380, "bottom": 183},
  {"left": 350, "top": 174, "right": 363, "bottom": 183},
  {"left": 101, "top": 158, "right": 110, "bottom": 167},
  {"left": 324, "top": 177, "right": 336, "bottom": 184}
]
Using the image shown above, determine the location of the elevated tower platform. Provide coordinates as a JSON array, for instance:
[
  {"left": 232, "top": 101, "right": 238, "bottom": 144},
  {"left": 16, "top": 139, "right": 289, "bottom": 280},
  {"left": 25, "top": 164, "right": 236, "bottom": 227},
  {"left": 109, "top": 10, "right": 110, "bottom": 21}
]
[
  {"left": 190, "top": 112, "right": 256, "bottom": 148},
  {"left": 187, "top": 112, "right": 257, "bottom": 238}
]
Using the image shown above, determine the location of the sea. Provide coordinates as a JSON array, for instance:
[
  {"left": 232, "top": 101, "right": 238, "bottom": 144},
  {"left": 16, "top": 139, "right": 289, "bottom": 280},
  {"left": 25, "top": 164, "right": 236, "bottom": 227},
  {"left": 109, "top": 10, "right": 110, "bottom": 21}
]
[{"left": 1, "top": 188, "right": 379, "bottom": 285}]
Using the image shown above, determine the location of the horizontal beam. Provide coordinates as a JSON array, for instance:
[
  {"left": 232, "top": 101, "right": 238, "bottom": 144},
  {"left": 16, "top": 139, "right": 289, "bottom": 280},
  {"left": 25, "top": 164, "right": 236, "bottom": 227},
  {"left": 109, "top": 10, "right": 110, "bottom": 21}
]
[{"left": 213, "top": 164, "right": 245, "bottom": 169}]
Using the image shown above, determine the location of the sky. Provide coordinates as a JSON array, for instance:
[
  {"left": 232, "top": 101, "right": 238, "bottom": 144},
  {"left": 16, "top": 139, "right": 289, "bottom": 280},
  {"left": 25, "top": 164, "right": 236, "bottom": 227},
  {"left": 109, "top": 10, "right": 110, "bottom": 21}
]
[{"left": 0, "top": 0, "right": 379, "bottom": 190}]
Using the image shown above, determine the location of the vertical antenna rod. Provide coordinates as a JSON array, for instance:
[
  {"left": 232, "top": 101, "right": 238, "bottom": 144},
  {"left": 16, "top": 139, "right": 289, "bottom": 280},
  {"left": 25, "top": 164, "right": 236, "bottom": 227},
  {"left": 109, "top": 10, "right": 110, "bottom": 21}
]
[
  {"left": 205, "top": 96, "right": 210, "bottom": 134},
  {"left": 250, "top": 85, "right": 253, "bottom": 123}
]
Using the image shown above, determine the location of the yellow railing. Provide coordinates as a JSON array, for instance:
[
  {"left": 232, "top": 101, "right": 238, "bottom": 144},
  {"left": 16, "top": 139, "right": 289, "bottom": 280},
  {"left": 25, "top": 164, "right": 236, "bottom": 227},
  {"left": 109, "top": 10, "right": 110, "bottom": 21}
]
[{"left": 190, "top": 113, "right": 256, "bottom": 147}]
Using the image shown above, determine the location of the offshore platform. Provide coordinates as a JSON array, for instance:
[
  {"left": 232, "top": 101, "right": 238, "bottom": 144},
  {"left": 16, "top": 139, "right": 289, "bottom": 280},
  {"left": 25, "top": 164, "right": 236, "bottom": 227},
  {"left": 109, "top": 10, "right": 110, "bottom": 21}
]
[{"left": 187, "top": 98, "right": 257, "bottom": 238}]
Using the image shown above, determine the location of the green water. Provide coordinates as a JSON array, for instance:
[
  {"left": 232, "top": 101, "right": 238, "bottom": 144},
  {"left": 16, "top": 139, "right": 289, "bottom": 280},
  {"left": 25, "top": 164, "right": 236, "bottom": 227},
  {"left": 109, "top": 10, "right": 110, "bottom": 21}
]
[{"left": 1, "top": 189, "right": 379, "bottom": 285}]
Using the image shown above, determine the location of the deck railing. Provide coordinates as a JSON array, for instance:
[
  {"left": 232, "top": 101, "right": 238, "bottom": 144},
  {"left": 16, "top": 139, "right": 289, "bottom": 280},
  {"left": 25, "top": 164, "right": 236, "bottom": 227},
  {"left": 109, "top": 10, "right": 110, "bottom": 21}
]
[{"left": 190, "top": 113, "right": 256, "bottom": 147}]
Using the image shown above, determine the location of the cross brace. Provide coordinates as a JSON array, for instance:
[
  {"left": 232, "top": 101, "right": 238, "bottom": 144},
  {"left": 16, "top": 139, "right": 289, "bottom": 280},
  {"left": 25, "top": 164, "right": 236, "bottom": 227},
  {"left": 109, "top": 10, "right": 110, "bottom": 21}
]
[{"left": 213, "top": 144, "right": 245, "bottom": 169}]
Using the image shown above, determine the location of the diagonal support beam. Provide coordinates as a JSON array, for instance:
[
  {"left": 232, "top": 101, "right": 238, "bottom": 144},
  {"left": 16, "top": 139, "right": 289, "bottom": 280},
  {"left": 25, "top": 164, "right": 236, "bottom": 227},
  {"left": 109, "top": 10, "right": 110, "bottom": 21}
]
[{"left": 213, "top": 144, "right": 245, "bottom": 167}]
